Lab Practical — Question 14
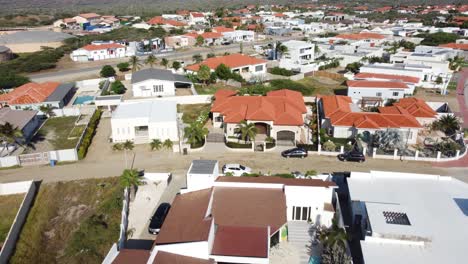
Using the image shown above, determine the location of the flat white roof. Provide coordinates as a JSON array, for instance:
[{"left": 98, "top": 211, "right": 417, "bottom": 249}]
[
  {"left": 282, "top": 40, "right": 313, "bottom": 49},
  {"left": 348, "top": 171, "right": 468, "bottom": 264},
  {"left": 111, "top": 100, "right": 176, "bottom": 123}
]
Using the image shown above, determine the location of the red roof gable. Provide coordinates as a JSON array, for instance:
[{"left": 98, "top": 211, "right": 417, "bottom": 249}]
[
  {"left": 347, "top": 80, "right": 409, "bottom": 89},
  {"left": 212, "top": 26, "right": 235, "bottom": 33},
  {"left": 336, "top": 32, "right": 385, "bottom": 40},
  {"left": 190, "top": 12, "right": 204, "bottom": 18},
  {"left": 147, "top": 16, "right": 186, "bottom": 27},
  {"left": 211, "top": 89, "right": 306, "bottom": 126},
  {"left": 439, "top": 43, "right": 468, "bottom": 51},
  {"left": 0, "top": 82, "right": 60, "bottom": 105},
  {"left": 354, "top": 73, "right": 420, "bottom": 84},
  {"left": 392, "top": 97, "right": 437, "bottom": 118},
  {"left": 212, "top": 226, "right": 268, "bottom": 258},
  {"left": 185, "top": 53, "right": 266, "bottom": 71},
  {"left": 321, "top": 95, "right": 421, "bottom": 129}
]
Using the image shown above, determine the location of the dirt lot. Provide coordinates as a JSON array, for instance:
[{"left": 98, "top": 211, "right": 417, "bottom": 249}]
[
  {"left": 298, "top": 76, "right": 347, "bottom": 96},
  {"left": 414, "top": 88, "right": 460, "bottom": 112}
]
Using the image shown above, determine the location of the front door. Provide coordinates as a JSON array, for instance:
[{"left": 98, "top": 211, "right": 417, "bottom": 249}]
[{"left": 292, "top": 206, "right": 311, "bottom": 221}]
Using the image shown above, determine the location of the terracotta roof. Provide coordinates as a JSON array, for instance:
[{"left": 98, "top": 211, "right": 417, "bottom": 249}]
[
  {"left": 152, "top": 251, "right": 214, "bottom": 264},
  {"left": 0, "top": 82, "right": 60, "bottom": 105},
  {"left": 78, "top": 13, "right": 100, "bottom": 19},
  {"left": 274, "top": 13, "right": 285, "bottom": 17},
  {"left": 354, "top": 73, "right": 420, "bottom": 84},
  {"left": 336, "top": 32, "right": 385, "bottom": 40},
  {"left": 201, "top": 32, "right": 223, "bottom": 39},
  {"left": 392, "top": 97, "right": 437, "bottom": 118},
  {"left": 211, "top": 225, "right": 268, "bottom": 258},
  {"left": 147, "top": 16, "right": 187, "bottom": 27},
  {"left": 216, "top": 176, "right": 337, "bottom": 187},
  {"left": 190, "top": 12, "right": 205, "bottom": 18},
  {"left": 321, "top": 95, "right": 422, "bottom": 128},
  {"left": 347, "top": 80, "right": 409, "bottom": 89},
  {"left": 439, "top": 43, "right": 468, "bottom": 51},
  {"left": 82, "top": 43, "right": 125, "bottom": 51},
  {"left": 212, "top": 187, "right": 287, "bottom": 233},
  {"left": 453, "top": 16, "right": 468, "bottom": 21},
  {"left": 214, "top": 89, "right": 237, "bottom": 99},
  {"left": 63, "top": 18, "right": 76, "bottom": 23},
  {"left": 155, "top": 189, "right": 212, "bottom": 245},
  {"left": 185, "top": 53, "right": 266, "bottom": 71},
  {"left": 112, "top": 249, "right": 150, "bottom": 264},
  {"left": 211, "top": 89, "right": 307, "bottom": 125},
  {"left": 212, "top": 26, "right": 235, "bottom": 33}
]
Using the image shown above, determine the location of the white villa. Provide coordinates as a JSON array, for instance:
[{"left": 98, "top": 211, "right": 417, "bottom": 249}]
[
  {"left": 131, "top": 68, "right": 193, "bottom": 97},
  {"left": 279, "top": 40, "right": 317, "bottom": 73}
]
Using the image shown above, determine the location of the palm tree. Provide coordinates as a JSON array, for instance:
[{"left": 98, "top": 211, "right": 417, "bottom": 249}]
[
  {"left": 275, "top": 41, "right": 288, "bottom": 60},
  {"left": 119, "top": 168, "right": 142, "bottom": 201},
  {"left": 39, "top": 105, "right": 55, "bottom": 118},
  {"left": 161, "top": 58, "right": 169, "bottom": 69},
  {"left": 145, "top": 54, "right": 157, "bottom": 68},
  {"left": 234, "top": 120, "right": 258, "bottom": 143},
  {"left": 432, "top": 115, "right": 461, "bottom": 135},
  {"left": 129, "top": 55, "right": 142, "bottom": 73},
  {"left": 184, "top": 122, "right": 209, "bottom": 146},
  {"left": 150, "top": 139, "right": 162, "bottom": 150},
  {"left": 448, "top": 56, "right": 464, "bottom": 71},
  {"left": 0, "top": 122, "right": 23, "bottom": 156},
  {"left": 122, "top": 140, "right": 134, "bottom": 168},
  {"left": 192, "top": 54, "right": 203, "bottom": 63},
  {"left": 319, "top": 218, "right": 348, "bottom": 248},
  {"left": 163, "top": 139, "right": 173, "bottom": 150}
]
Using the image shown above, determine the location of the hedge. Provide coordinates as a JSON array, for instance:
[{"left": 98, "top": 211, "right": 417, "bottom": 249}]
[
  {"left": 270, "top": 67, "right": 294, "bottom": 76},
  {"left": 226, "top": 142, "right": 252, "bottom": 149},
  {"left": 297, "top": 144, "right": 318, "bottom": 151},
  {"left": 77, "top": 109, "right": 102, "bottom": 159}
]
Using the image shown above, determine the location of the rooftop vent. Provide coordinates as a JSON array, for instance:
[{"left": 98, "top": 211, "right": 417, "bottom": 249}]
[{"left": 383, "top": 211, "right": 411, "bottom": 225}]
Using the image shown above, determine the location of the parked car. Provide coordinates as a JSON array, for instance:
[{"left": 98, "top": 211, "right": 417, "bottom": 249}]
[
  {"left": 281, "top": 148, "right": 308, "bottom": 158},
  {"left": 338, "top": 151, "right": 365, "bottom": 163},
  {"left": 222, "top": 164, "right": 252, "bottom": 176},
  {"left": 148, "top": 203, "right": 171, "bottom": 234}
]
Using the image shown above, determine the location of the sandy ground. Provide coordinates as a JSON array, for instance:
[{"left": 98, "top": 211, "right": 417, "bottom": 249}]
[{"left": 414, "top": 88, "right": 459, "bottom": 112}]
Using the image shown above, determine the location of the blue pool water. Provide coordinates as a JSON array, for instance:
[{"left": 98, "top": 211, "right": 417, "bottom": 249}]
[
  {"left": 73, "top": 95, "right": 95, "bottom": 105},
  {"left": 309, "top": 256, "right": 321, "bottom": 264}
]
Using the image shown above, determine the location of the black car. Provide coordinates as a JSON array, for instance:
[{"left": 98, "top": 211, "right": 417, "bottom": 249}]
[
  {"left": 338, "top": 151, "right": 366, "bottom": 163},
  {"left": 281, "top": 148, "right": 308, "bottom": 158},
  {"left": 148, "top": 203, "right": 171, "bottom": 234}
]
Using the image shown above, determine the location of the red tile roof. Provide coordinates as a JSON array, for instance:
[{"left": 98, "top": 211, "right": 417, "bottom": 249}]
[
  {"left": 392, "top": 97, "right": 437, "bottom": 118},
  {"left": 354, "top": 73, "right": 420, "bottom": 84},
  {"left": 347, "top": 80, "right": 409, "bottom": 89},
  {"left": 212, "top": 26, "right": 235, "bottom": 33},
  {"left": 78, "top": 13, "right": 100, "bottom": 19},
  {"left": 321, "top": 95, "right": 422, "bottom": 128},
  {"left": 439, "top": 43, "right": 468, "bottom": 51},
  {"left": 112, "top": 249, "right": 150, "bottom": 264},
  {"left": 0, "top": 82, "right": 60, "bottom": 105},
  {"left": 152, "top": 251, "right": 214, "bottom": 264},
  {"left": 211, "top": 226, "right": 268, "bottom": 258},
  {"left": 336, "top": 32, "right": 385, "bottom": 40},
  {"left": 82, "top": 43, "right": 125, "bottom": 51},
  {"left": 216, "top": 176, "right": 337, "bottom": 187},
  {"left": 200, "top": 32, "right": 223, "bottom": 39},
  {"left": 190, "top": 12, "right": 205, "bottom": 18},
  {"left": 211, "top": 89, "right": 307, "bottom": 125},
  {"left": 185, "top": 53, "right": 266, "bottom": 72},
  {"left": 147, "top": 16, "right": 187, "bottom": 27}
]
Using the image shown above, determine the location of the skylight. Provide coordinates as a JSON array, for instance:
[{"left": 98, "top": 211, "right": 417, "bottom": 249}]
[
  {"left": 454, "top": 198, "right": 468, "bottom": 216},
  {"left": 383, "top": 211, "right": 411, "bottom": 225}
]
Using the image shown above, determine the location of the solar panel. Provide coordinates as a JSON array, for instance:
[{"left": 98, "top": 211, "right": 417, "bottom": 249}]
[{"left": 383, "top": 211, "right": 411, "bottom": 225}]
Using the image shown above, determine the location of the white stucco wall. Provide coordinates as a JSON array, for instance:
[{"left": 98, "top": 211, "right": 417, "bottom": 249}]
[
  {"left": 347, "top": 87, "right": 408, "bottom": 103},
  {"left": 111, "top": 118, "right": 178, "bottom": 143},
  {"left": 132, "top": 79, "right": 176, "bottom": 97}
]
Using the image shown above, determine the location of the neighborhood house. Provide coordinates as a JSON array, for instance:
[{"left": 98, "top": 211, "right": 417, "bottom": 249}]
[{"left": 131, "top": 68, "right": 193, "bottom": 97}]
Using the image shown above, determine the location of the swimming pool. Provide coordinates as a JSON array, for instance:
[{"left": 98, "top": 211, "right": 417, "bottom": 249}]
[
  {"left": 309, "top": 256, "right": 321, "bottom": 264},
  {"left": 73, "top": 95, "right": 95, "bottom": 105}
]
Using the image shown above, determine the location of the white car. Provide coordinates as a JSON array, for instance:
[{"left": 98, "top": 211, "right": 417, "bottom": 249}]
[{"left": 222, "top": 164, "right": 252, "bottom": 176}]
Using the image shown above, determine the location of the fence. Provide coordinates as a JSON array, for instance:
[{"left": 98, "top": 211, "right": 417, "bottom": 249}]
[
  {"left": 52, "top": 107, "right": 81, "bottom": 117},
  {"left": 125, "top": 95, "right": 212, "bottom": 105},
  {"left": 0, "top": 181, "right": 38, "bottom": 263},
  {"left": 118, "top": 188, "right": 130, "bottom": 249}
]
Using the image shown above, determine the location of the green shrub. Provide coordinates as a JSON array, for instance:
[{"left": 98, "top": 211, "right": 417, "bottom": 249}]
[
  {"left": 270, "top": 67, "right": 294, "bottom": 76},
  {"left": 0, "top": 71, "right": 30, "bottom": 89},
  {"left": 116, "top": 62, "right": 130, "bottom": 72},
  {"left": 111, "top": 80, "right": 126, "bottom": 94},
  {"left": 272, "top": 173, "right": 295, "bottom": 178},
  {"left": 100, "top": 65, "right": 116, "bottom": 77},
  {"left": 226, "top": 142, "right": 252, "bottom": 149},
  {"left": 297, "top": 144, "right": 318, "bottom": 151},
  {"left": 322, "top": 141, "right": 336, "bottom": 152},
  {"left": 77, "top": 110, "right": 102, "bottom": 159}
]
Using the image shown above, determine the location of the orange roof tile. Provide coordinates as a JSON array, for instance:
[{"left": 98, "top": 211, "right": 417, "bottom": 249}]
[
  {"left": 82, "top": 43, "right": 125, "bottom": 51},
  {"left": 185, "top": 53, "right": 266, "bottom": 72},
  {"left": 439, "top": 43, "right": 468, "bottom": 51},
  {"left": 212, "top": 26, "right": 235, "bottom": 33},
  {"left": 147, "top": 16, "right": 186, "bottom": 27},
  {"left": 78, "top": 13, "right": 100, "bottom": 19},
  {"left": 347, "top": 80, "right": 409, "bottom": 89},
  {"left": 200, "top": 32, "right": 223, "bottom": 39},
  {"left": 321, "top": 95, "right": 422, "bottom": 129},
  {"left": 336, "top": 32, "right": 385, "bottom": 40},
  {"left": 354, "top": 73, "right": 420, "bottom": 84},
  {"left": 0, "top": 82, "right": 60, "bottom": 105},
  {"left": 393, "top": 97, "right": 437, "bottom": 118},
  {"left": 190, "top": 12, "right": 205, "bottom": 18},
  {"left": 211, "top": 89, "right": 306, "bottom": 126}
]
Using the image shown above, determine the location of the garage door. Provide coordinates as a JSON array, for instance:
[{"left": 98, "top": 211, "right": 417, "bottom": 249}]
[{"left": 277, "top": 131, "right": 295, "bottom": 146}]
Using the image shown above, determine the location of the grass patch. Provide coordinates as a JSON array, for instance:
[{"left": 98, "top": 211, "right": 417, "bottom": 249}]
[
  {"left": 178, "top": 104, "right": 211, "bottom": 124},
  {"left": 447, "top": 81, "right": 457, "bottom": 91},
  {"left": 68, "top": 126, "right": 85, "bottom": 139},
  {"left": 194, "top": 83, "right": 237, "bottom": 95},
  {"left": 36, "top": 116, "right": 85, "bottom": 150},
  {"left": 10, "top": 178, "right": 123, "bottom": 264},
  {"left": 297, "top": 76, "right": 347, "bottom": 95},
  {"left": 0, "top": 194, "right": 24, "bottom": 243},
  {"left": 0, "top": 165, "right": 22, "bottom": 170}
]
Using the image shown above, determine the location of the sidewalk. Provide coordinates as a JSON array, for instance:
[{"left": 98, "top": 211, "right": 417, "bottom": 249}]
[{"left": 455, "top": 68, "right": 468, "bottom": 128}]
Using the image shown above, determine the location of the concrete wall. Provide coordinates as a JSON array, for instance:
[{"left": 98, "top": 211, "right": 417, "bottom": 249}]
[
  {"left": 0, "top": 156, "right": 19, "bottom": 168},
  {"left": 125, "top": 95, "right": 211, "bottom": 105},
  {"left": 0, "top": 181, "right": 38, "bottom": 263},
  {"left": 132, "top": 79, "right": 176, "bottom": 97},
  {"left": 53, "top": 107, "right": 81, "bottom": 117}
]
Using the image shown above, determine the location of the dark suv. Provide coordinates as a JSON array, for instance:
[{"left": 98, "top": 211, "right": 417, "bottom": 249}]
[
  {"left": 338, "top": 151, "right": 366, "bottom": 163},
  {"left": 148, "top": 203, "right": 171, "bottom": 234}
]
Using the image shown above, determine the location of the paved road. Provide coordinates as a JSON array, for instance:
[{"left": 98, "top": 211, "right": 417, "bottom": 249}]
[
  {"left": 1, "top": 117, "right": 467, "bottom": 184},
  {"left": 28, "top": 35, "right": 301, "bottom": 82}
]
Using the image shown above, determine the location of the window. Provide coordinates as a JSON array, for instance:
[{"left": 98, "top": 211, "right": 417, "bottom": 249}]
[
  {"left": 392, "top": 92, "right": 399, "bottom": 96},
  {"left": 376, "top": 92, "right": 382, "bottom": 96},
  {"left": 383, "top": 211, "right": 411, "bottom": 225},
  {"left": 153, "top": 85, "right": 164, "bottom": 93},
  {"left": 255, "top": 65, "right": 264, "bottom": 72}
]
